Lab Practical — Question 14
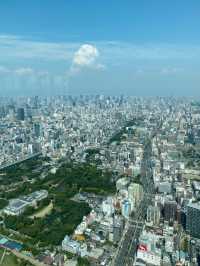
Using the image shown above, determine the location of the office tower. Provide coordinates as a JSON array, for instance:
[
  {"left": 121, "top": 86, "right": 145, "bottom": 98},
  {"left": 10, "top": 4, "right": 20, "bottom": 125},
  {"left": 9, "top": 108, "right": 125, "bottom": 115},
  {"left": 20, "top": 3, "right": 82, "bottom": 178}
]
[
  {"left": 186, "top": 202, "right": 200, "bottom": 238},
  {"left": 121, "top": 199, "right": 131, "bottom": 218},
  {"left": 147, "top": 205, "right": 160, "bottom": 226},
  {"left": 17, "top": 107, "right": 25, "bottom": 121},
  {"left": 34, "top": 123, "right": 41, "bottom": 137},
  {"left": 0, "top": 106, "right": 6, "bottom": 118},
  {"left": 128, "top": 182, "right": 144, "bottom": 210},
  {"left": 164, "top": 200, "right": 177, "bottom": 223}
]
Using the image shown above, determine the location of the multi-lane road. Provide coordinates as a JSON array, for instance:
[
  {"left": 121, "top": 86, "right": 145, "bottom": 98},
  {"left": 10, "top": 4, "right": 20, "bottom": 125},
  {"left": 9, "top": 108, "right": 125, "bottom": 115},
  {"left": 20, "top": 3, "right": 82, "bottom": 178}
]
[{"left": 112, "top": 139, "right": 155, "bottom": 266}]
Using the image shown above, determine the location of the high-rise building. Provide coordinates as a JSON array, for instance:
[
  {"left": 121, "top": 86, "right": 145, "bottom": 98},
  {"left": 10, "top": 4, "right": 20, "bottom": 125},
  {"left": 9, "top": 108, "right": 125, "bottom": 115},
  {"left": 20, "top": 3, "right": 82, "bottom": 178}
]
[
  {"left": 102, "top": 197, "right": 114, "bottom": 217},
  {"left": 147, "top": 205, "right": 160, "bottom": 226},
  {"left": 186, "top": 202, "right": 200, "bottom": 238},
  {"left": 164, "top": 200, "right": 177, "bottom": 223},
  {"left": 17, "top": 107, "right": 25, "bottom": 121},
  {"left": 113, "top": 216, "right": 124, "bottom": 244},
  {"left": 128, "top": 182, "right": 144, "bottom": 210},
  {"left": 121, "top": 199, "right": 131, "bottom": 218},
  {"left": 116, "top": 177, "right": 129, "bottom": 191},
  {"left": 33, "top": 123, "right": 41, "bottom": 137},
  {"left": 0, "top": 106, "right": 6, "bottom": 118}
]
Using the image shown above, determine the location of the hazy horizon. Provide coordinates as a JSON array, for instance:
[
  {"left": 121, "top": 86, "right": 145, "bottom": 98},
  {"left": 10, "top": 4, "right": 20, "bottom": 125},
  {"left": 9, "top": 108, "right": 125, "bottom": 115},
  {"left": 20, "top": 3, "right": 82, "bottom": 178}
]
[{"left": 1, "top": 1, "right": 200, "bottom": 96}]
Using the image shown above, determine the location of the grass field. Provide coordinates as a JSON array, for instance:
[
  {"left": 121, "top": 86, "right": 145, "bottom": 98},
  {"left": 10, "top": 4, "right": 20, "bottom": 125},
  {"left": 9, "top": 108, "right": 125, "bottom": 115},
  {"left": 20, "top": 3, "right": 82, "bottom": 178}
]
[
  {"left": 0, "top": 248, "right": 21, "bottom": 266},
  {"left": 29, "top": 202, "right": 53, "bottom": 219}
]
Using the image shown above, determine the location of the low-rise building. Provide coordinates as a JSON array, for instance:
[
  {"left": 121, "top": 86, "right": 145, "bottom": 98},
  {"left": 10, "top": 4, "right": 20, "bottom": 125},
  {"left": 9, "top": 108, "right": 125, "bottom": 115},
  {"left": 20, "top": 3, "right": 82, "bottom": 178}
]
[
  {"left": 62, "top": 235, "right": 80, "bottom": 254},
  {"left": 3, "top": 190, "right": 48, "bottom": 216},
  {"left": 3, "top": 199, "right": 29, "bottom": 216}
]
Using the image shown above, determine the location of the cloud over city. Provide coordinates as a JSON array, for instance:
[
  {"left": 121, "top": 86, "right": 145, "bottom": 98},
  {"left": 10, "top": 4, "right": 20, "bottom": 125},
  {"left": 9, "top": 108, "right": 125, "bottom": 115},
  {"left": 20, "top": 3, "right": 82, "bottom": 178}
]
[
  {"left": 70, "top": 44, "right": 105, "bottom": 75},
  {"left": 1, "top": 34, "right": 200, "bottom": 95}
]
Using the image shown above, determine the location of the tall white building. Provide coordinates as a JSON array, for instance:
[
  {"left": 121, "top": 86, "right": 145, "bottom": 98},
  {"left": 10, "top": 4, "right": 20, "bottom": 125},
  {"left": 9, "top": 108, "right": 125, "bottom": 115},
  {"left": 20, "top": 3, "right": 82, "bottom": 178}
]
[
  {"left": 147, "top": 205, "right": 160, "bottom": 226},
  {"left": 102, "top": 197, "right": 114, "bottom": 217},
  {"left": 128, "top": 182, "right": 143, "bottom": 210},
  {"left": 121, "top": 199, "right": 131, "bottom": 218}
]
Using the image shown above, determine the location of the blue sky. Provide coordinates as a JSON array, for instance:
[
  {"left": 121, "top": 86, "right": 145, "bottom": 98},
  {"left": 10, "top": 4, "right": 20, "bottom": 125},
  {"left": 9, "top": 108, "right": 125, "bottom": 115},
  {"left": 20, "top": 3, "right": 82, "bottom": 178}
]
[{"left": 0, "top": 0, "right": 200, "bottom": 96}]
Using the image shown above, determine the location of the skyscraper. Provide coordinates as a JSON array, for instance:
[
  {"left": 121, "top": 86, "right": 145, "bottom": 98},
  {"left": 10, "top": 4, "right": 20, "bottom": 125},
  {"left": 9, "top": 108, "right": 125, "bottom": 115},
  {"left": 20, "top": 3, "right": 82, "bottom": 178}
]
[
  {"left": 33, "top": 123, "right": 41, "bottom": 137},
  {"left": 186, "top": 202, "right": 200, "bottom": 239},
  {"left": 121, "top": 199, "right": 131, "bottom": 218},
  {"left": 147, "top": 205, "right": 160, "bottom": 226},
  {"left": 164, "top": 200, "right": 177, "bottom": 224},
  {"left": 128, "top": 182, "right": 144, "bottom": 210},
  {"left": 17, "top": 107, "right": 25, "bottom": 121}
]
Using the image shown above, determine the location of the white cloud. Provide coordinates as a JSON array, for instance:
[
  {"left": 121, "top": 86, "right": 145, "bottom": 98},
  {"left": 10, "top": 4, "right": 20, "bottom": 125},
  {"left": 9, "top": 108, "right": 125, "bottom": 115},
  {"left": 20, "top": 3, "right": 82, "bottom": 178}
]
[
  {"left": 0, "top": 34, "right": 79, "bottom": 60},
  {"left": 15, "top": 67, "right": 34, "bottom": 76},
  {"left": 1, "top": 34, "right": 200, "bottom": 65},
  {"left": 0, "top": 66, "right": 49, "bottom": 77},
  {"left": 0, "top": 65, "right": 64, "bottom": 95},
  {"left": 70, "top": 44, "right": 105, "bottom": 75},
  {"left": 160, "top": 67, "right": 183, "bottom": 75},
  {"left": 73, "top": 44, "right": 99, "bottom": 67},
  {"left": 1, "top": 34, "right": 200, "bottom": 95},
  {"left": 37, "top": 71, "right": 49, "bottom": 77}
]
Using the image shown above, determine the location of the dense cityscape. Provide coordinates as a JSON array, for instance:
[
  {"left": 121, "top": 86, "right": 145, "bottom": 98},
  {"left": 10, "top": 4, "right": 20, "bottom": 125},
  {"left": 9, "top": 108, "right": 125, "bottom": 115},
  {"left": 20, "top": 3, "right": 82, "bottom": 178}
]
[
  {"left": 1, "top": 1, "right": 200, "bottom": 265},
  {"left": 0, "top": 96, "right": 200, "bottom": 265}
]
